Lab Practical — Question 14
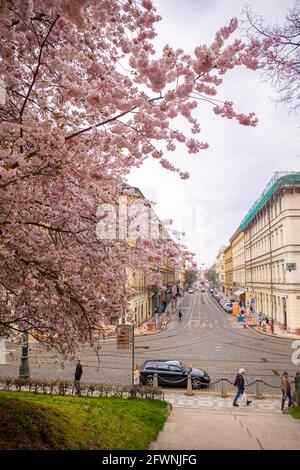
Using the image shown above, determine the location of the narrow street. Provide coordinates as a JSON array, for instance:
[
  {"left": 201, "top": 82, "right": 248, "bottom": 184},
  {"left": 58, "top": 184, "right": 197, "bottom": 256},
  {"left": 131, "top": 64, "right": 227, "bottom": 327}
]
[{"left": 1, "top": 292, "right": 297, "bottom": 394}]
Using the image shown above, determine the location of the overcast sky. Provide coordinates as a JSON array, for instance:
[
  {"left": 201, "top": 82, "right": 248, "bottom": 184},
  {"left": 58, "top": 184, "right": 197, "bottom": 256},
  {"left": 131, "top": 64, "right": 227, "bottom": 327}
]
[{"left": 128, "top": 0, "right": 300, "bottom": 269}]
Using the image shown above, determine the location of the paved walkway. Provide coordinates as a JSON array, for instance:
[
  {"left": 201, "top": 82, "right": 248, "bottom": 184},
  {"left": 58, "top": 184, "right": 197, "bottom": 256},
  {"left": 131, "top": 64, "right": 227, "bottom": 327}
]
[
  {"left": 150, "top": 394, "right": 300, "bottom": 450},
  {"left": 164, "top": 393, "right": 282, "bottom": 413}
]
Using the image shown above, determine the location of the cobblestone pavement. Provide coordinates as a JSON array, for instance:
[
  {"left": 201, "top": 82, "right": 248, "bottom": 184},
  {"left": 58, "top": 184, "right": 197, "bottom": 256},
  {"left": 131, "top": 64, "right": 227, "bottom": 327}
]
[
  {"left": 0, "top": 292, "right": 298, "bottom": 393},
  {"left": 164, "top": 393, "right": 282, "bottom": 413}
]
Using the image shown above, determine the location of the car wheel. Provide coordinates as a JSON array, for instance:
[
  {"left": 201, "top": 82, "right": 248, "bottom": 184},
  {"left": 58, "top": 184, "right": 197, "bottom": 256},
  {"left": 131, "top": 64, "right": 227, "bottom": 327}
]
[
  {"left": 192, "top": 378, "right": 203, "bottom": 389},
  {"left": 146, "top": 375, "right": 154, "bottom": 386}
]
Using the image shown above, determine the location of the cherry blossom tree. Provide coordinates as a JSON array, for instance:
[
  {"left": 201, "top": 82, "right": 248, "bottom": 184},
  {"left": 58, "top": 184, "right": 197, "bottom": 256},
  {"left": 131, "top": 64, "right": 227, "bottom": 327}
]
[{"left": 0, "top": 0, "right": 261, "bottom": 354}]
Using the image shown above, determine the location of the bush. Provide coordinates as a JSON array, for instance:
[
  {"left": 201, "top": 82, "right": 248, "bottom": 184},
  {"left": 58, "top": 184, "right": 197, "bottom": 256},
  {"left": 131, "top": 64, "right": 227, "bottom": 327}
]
[{"left": 0, "top": 376, "right": 164, "bottom": 400}]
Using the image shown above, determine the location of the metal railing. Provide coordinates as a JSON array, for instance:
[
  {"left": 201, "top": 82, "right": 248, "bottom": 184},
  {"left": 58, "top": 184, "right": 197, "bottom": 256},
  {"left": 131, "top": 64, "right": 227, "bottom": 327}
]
[{"left": 148, "top": 373, "right": 284, "bottom": 398}]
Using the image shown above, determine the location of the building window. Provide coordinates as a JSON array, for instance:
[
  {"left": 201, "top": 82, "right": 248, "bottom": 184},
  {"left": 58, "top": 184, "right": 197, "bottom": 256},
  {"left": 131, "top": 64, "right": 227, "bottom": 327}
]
[
  {"left": 282, "top": 264, "right": 285, "bottom": 283},
  {"left": 280, "top": 226, "right": 284, "bottom": 246}
]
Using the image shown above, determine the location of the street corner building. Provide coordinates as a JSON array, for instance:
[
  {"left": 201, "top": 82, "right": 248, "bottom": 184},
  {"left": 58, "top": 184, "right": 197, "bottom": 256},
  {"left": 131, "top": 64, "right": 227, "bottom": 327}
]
[
  {"left": 124, "top": 186, "right": 184, "bottom": 326},
  {"left": 218, "top": 172, "right": 300, "bottom": 335}
]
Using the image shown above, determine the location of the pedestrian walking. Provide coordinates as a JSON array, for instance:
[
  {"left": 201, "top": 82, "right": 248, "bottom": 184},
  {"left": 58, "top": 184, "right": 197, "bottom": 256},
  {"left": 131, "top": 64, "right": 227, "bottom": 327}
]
[
  {"left": 292, "top": 371, "right": 300, "bottom": 406},
  {"left": 233, "top": 368, "right": 252, "bottom": 407},
  {"left": 258, "top": 312, "right": 263, "bottom": 327},
  {"left": 280, "top": 371, "right": 293, "bottom": 411},
  {"left": 133, "top": 364, "right": 140, "bottom": 397},
  {"left": 178, "top": 310, "right": 183, "bottom": 321},
  {"left": 74, "top": 359, "right": 83, "bottom": 396}
]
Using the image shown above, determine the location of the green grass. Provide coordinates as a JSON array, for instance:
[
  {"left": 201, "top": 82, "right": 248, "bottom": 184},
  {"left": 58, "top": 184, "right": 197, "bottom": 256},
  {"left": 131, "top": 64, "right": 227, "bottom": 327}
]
[
  {"left": 289, "top": 406, "right": 300, "bottom": 419},
  {"left": 0, "top": 391, "right": 169, "bottom": 450}
]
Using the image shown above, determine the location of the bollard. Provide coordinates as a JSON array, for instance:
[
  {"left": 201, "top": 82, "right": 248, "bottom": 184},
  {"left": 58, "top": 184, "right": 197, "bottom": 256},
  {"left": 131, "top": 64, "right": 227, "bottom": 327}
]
[
  {"left": 255, "top": 379, "right": 263, "bottom": 399},
  {"left": 153, "top": 373, "right": 158, "bottom": 388},
  {"left": 185, "top": 373, "right": 193, "bottom": 396},
  {"left": 221, "top": 378, "right": 228, "bottom": 398}
]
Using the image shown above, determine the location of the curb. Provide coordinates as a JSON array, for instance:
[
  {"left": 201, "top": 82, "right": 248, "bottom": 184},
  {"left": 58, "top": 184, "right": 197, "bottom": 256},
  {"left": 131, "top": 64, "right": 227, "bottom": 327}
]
[
  {"left": 163, "top": 389, "right": 282, "bottom": 398},
  {"left": 102, "top": 294, "right": 188, "bottom": 340},
  {"left": 253, "top": 327, "right": 299, "bottom": 341}
]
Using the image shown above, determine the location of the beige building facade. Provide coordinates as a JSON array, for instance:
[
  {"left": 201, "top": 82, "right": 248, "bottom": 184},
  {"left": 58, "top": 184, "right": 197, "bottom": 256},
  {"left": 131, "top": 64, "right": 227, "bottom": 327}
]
[
  {"left": 230, "top": 229, "right": 246, "bottom": 303},
  {"left": 216, "top": 248, "right": 225, "bottom": 293},
  {"left": 243, "top": 175, "right": 300, "bottom": 334},
  {"left": 125, "top": 187, "right": 177, "bottom": 325},
  {"left": 224, "top": 245, "right": 233, "bottom": 298},
  {"left": 215, "top": 173, "right": 300, "bottom": 334}
]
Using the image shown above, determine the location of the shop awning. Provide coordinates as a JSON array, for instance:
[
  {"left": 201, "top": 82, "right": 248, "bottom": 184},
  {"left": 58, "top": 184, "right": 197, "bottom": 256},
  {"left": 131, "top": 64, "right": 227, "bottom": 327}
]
[{"left": 234, "top": 289, "right": 246, "bottom": 296}]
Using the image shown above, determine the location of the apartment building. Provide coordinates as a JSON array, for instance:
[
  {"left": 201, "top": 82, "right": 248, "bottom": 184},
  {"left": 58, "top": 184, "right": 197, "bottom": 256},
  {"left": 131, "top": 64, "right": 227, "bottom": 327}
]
[
  {"left": 224, "top": 244, "right": 233, "bottom": 298},
  {"left": 242, "top": 173, "right": 300, "bottom": 334},
  {"left": 125, "top": 186, "right": 177, "bottom": 325},
  {"left": 216, "top": 248, "right": 225, "bottom": 293},
  {"left": 230, "top": 229, "right": 246, "bottom": 304}
]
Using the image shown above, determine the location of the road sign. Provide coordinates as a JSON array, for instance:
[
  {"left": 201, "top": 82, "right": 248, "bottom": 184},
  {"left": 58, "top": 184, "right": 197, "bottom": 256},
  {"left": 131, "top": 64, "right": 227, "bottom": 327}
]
[{"left": 116, "top": 324, "right": 131, "bottom": 349}]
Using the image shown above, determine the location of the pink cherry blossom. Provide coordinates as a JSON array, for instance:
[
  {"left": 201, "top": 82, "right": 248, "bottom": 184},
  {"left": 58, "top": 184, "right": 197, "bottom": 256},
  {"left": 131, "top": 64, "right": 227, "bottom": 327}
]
[{"left": 0, "top": 1, "right": 263, "bottom": 354}]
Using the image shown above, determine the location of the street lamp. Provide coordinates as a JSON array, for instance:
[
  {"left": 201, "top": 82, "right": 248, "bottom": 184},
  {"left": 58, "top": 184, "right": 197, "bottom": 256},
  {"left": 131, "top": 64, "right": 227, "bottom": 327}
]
[
  {"left": 19, "top": 330, "right": 30, "bottom": 379},
  {"left": 131, "top": 321, "right": 135, "bottom": 396}
]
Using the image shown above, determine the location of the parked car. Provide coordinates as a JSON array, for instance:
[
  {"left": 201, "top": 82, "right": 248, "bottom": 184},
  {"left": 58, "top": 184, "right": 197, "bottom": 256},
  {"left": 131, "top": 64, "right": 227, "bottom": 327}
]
[
  {"left": 140, "top": 360, "right": 210, "bottom": 389},
  {"left": 188, "top": 288, "right": 194, "bottom": 293},
  {"left": 224, "top": 305, "right": 232, "bottom": 313}
]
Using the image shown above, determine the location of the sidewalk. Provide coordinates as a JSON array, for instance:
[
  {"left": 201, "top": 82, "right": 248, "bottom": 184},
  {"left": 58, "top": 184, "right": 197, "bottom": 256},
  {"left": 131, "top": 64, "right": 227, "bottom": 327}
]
[
  {"left": 253, "top": 324, "right": 300, "bottom": 340},
  {"left": 134, "top": 294, "right": 186, "bottom": 336},
  {"left": 150, "top": 394, "right": 300, "bottom": 450},
  {"left": 213, "top": 291, "right": 300, "bottom": 338}
]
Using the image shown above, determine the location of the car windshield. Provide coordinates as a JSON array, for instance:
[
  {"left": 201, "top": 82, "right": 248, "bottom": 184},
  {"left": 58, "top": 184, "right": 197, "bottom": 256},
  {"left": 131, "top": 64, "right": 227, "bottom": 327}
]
[{"left": 180, "top": 362, "right": 192, "bottom": 373}]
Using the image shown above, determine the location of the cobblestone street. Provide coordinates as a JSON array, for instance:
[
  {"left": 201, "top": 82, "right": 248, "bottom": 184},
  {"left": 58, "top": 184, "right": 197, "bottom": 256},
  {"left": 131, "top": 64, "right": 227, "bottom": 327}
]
[{"left": 0, "top": 292, "right": 298, "bottom": 395}]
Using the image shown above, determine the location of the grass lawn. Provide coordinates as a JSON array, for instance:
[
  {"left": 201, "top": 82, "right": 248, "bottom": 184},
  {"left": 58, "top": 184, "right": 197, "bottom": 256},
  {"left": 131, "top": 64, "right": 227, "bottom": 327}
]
[
  {"left": 0, "top": 391, "right": 169, "bottom": 450},
  {"left": 289, "top": 406, "right": 300, "bottom": 419}
]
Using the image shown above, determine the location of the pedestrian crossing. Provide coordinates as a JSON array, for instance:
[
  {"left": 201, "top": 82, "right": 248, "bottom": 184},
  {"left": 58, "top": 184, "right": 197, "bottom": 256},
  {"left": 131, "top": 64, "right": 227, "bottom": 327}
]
[{"left": 187, "top": 321, "right": 216, "bottom": 329}]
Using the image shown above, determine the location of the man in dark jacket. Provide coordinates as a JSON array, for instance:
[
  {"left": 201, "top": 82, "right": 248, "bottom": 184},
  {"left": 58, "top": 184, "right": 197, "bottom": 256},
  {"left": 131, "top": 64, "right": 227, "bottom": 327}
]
[
  {"left": 281, "top": 371, "right": 293, "bottom": 410},
  {"left": 74, "top": 360, "right": 83, "bottom": 395},
  {"left": 233, "top": 368, "right": 252, "bottom": 407}
]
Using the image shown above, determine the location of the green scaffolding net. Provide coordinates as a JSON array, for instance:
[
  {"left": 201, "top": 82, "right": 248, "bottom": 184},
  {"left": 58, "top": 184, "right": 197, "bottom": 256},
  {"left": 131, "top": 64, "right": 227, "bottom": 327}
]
[{"left": 239, "top": 172, "right": 300, "bottom": 231}]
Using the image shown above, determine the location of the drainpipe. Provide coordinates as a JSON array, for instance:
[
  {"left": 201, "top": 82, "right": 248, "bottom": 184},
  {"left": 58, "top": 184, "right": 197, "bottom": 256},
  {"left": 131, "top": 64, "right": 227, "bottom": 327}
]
[
  {"left": 268, "top": 203, "right": 274, "bottom": 320},
  {"left": 248, "top": 222, "right": 254, "bottom": 316}
]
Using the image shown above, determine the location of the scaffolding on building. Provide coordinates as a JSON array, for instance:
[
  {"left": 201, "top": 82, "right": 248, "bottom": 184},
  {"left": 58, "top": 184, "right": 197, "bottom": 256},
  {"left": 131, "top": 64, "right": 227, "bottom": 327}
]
[{"left": 239, "top": 172, "right": 300, "bottom": 231}]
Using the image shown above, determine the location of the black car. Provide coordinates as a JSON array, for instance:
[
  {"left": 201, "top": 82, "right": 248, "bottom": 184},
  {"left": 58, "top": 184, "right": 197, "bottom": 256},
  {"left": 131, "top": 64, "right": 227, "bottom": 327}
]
[{"left": 140, "top": 359, "right": 210, "bottom": 389}]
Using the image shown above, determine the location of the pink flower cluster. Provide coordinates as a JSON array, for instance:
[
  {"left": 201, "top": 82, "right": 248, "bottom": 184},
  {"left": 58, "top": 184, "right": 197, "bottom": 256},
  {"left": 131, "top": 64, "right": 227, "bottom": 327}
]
[{"left": 0, "top": 1, "right": 265, "bottom": 353}]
